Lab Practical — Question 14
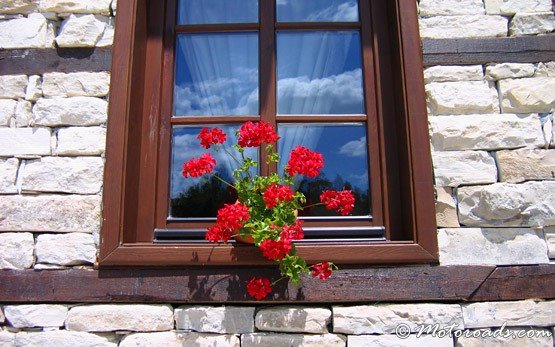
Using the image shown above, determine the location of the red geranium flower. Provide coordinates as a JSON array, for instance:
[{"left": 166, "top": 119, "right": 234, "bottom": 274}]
[
  {"left": 281, "top": 220, "right": 304, "bottom": 241},
  {"left": 237, "top": 121, "right": 279, "bottom": 148},
  {"left": 198, "top": 127, "right": 227, "bottom": 149},
  {"left": 216, "top": 202, "right": 250, "bottom": 232},
  {"left": 286, "top": 146, "right": 324, "bottom": 178},
  {"left": 259, "top": 239, "right": 292, "bottom": 260},
  {"left": 263, "top": 184, "right": 294, "bottom": 209},
  {"left": 182, "top": 153, "right": 216, "bottom": 178},
  {"left": 247, "top": 277, "right": 272, "bottom": 300},
  {"left": 320, "top": 190, "right": 355, "bottom": 216},
  {"left": 205, "top": 224, "right": 231, "bottom": 243},
  {"left": 311, "top": 261, "right": 332, "bottom": 280}
]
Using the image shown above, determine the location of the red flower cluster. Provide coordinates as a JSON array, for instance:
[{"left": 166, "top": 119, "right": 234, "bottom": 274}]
[
  {"left": 259, "top": 239, "right": 291, "bottom": 260},
  {"left": 198, "top": 127, "right": 226, "bottom": 149},
  {"left": 205, "top": 225, "right": 231, "bottom": 243},
  {"left": 263, "top": 184, "right": 294, "bottom": 209},
  {"left": 311, "top": 262, "right": 332, "bottom": 280},
  {"left": 216, "top": 202, "right": 250, "bottom": 232},
  {"left": 286, "top": 146, "right": 324, "bottom": 177},
  {"left": 247, "top": 277, "right": 272, "bottom": 300},
  {"left": 281, "top": 220, "right": 304, "bottom": 241},
  {"left": 237, "top": 121, "right": 280, "bottom": 148},
  {"left": 320, "top": 190, "right": 355, "bottom": 216},
  {"left": 182, "top": 153, "right": 216, "bottom": 178}
]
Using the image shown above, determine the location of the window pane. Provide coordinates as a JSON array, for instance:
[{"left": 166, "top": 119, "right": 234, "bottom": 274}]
[
  {"left": 278, "top": 123, "right": 371, "bottom": 216},
  {"left": 174, "top": 33, "right": 259, "bottom": 116},
  {"left": 177, "top": 0, "right": 259, "bottom": 24},
  {"left": 277, "top": 0, "right": 359, "bottom": 22},
  {"left": 277, "top": 31, "right": 364, "bottom": 115},
  {"left": 170, "top": 125, "right": 258, "bottom": 218}
]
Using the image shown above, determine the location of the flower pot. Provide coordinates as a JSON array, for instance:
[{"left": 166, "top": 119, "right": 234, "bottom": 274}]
[{"left": 234, "top": 233, "right": 255, "bottom": 244}]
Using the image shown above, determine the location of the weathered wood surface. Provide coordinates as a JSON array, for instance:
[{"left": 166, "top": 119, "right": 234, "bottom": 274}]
[
  {"left": 1, "top": 36, "right": 554, "bottom": 75},
  {"left": 1, "top": 265, "right": 552, "bottom": 304}
]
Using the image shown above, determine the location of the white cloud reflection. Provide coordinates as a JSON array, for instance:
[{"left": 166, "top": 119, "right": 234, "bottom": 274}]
[{"left": 339, "top": 136, "right": 366, "bottom": 158}]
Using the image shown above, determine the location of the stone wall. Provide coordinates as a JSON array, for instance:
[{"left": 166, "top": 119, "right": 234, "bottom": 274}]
[{"left": 0, "top": 0, "right": 554, "bottom": 346}]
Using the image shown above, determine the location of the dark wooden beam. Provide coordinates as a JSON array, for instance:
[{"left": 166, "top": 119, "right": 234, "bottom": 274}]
[
  {"left": 1, "top": 35, "right": 554, "bottom": 75},
  {"left": 1, "top": 265, "right": 553, "bottom": 304}
]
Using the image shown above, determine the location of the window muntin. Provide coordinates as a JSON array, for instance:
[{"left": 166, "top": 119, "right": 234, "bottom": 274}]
[
  {"left": 276, "top": 31, "right": 364, "bottom": 115},
  {"left": 277, "top": 0, "right": 359, "bottom": 22},
  {"left": 177, "top": 0, "right": 259, "bottom": 24}
]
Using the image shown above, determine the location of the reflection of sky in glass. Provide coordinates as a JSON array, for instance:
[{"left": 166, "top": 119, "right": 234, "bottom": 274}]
[
  {"left": 277, "top": 31, "right": 364, "bottom": 115},
  {"left": 178, "top": 0, "right": 259, "bottom": 24},
  {"left": 174, "top": 33, "right": 259, "bottom": 116},
  {"left": 170, "top": 125, "right": 258, "bottom": 217},
  {"left": 277, "top": 0, "right": 358, "bottom": 22},
  {"left": 278, "top": 123, "right": 370, "bottom": 216}
]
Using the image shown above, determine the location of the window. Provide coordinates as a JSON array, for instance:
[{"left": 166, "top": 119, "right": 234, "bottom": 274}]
[{"left": 99, "top": 0, "right": 438, "bottom": 267}]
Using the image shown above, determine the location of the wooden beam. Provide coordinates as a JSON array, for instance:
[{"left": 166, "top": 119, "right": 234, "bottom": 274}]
[
  {"left": 1, "top": 265, "right": 552, "bottom": 304},
  {"left": 1, "top": 36, "right": 554, "bottom": 75}
]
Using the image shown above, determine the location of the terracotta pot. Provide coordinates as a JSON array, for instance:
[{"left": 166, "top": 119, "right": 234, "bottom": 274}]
[{"left": 234, "top": 233, "right": 255, "bottom": 244}]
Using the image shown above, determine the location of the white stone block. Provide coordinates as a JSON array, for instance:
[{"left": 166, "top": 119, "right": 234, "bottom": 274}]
[
  {"left": 349, "top": 334, "right": 452, "bottom": 347},
  {"left": 0, "top": 127, "right": 51, "bottom": 156},
  {"left": 56, "top": 14, "right": 108, "bottom": 48},
  {"left": 33, "top": 97, "right": 107, "bottom": 126},
  {"left": 66, "top": 305, "right": 174, "bottom": 332},
  {"left": 432, "top": 151, "right": 497, "bottom": 187},
  {"left": 181, "top": 333, "right": 240, "bottom": 347},
  {"left": 486, "top": 63, "right": 536, "bottom": 80},
  {"left": 438, "top": 228, "right": 549, "bottom": 265},
  {"left": 174, "top": 306, "right": 255, "bottom": 333},
  {"left": 96, "top": 17, "right": 113, "bottom": 47},
  {"left": 111, "top": 0, "right": 116, "bottom": 15},
  {"left": 36, "top": 233, "right": 96, "bottom": 266},
  {"left": 419, "top": 15, "right": 507, "bottom": 39},
  {"left": 545, "top": 227, "right": 555, "bottom": 258},
  {"left": 242, "top": 333, "right": 346, "bottom": 347},
  {"left": 0, "top": 99, "right": 16, "bottom": 126},
  {"left": 255, "top": 307, "right": 331, "bottom": 334},
  {"left": 43, "top": 72, "right": 110, "bottom": 97},
  {"left": 457, "top": 328, "right": 553, "bottom": 347},
  {"left": 15, "top": 330, "right": 117, "bottom": 347},
  {"left": 38, "top": 0, "right": 112, "bottom": 15},
  {"left": 0, "top": 330, "right": 15, "bottom": 347},
  {"left": 25, "top": 75, "right": 42, "bottom": 101},
  {"left": 333, "top": 304, "right": 463, "bottom": 334},
  {"left": 510, "top": 12, "right": 555, "bottom": 36},
  {"left": 0, "top": 195, "right": 101, "bottom": 233},
  {"left": 22, "top": 156, "right": 104, "bottom": 194},
  {"left": 4, "top": 305, "right": 67, "bottom": 328},
  {"left": 0, "top": 13, "right": 54, "bottom": 48},
  {"left": 0, "top": 75, "right": 27, "bottom": 99},
  {"left": 55, "top": 126, "right": 106, "bottom": 155},
  {"left": 0, "top": 306, "right": 4, "bottom": 323},
  {"left": 496, "top": 148, "right": 555, "bottom": 183},
  {"left": 429, "top": 114, "right": 544, "bottom": 151},
  {"left": 424, "top": 65, "right": 484, "bottom": 83},
  {"left": 14, "top": 99, "right": 33, "bottom": 127},
  {"left": 0, "top": 158, "right": 18, "bottom": 194},
  {"left": 419, "top": 0, "right": 485, "bottom": 17},
  {"left": 119, "top": 332, "right": 185, "bottom": 347},
  {"left": 458, "top": 182, "right": 555, "bottom": 227},
  {"left": 0, "top": 232, "right": 34, "bottom": 269},
  {"left": 462, "top": 300, "right": 555, "bottom": 328},
  {"left": 500, "top": 77, "right": 555, "bottom": 113},
  {"left": 484, "top": 0, "right": 553, "bottom": 15},
  {"left": 426, "top": 81, "right": 499, "bottom": 115},
  {"left": 535, "top": 61, "right": 555, "bottom": 77},
  {"left": 0, "top": 0, "right": 38, "bottom": 14},
  {"left": 436, "top": 187, "right": 460, "bottom": 228}
]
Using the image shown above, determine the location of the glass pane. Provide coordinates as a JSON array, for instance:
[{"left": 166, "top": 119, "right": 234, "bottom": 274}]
[
  {"left": 170, "top": 125, "right": 258, "bottom": 218},
  {"left": 277, "top": 31, "right": 364, "bottom": 115},
  {"left": 278, "top": 123, "right": 371, "bottom": 216},
  {"left": 277, "top": 0, "right": 359, "bottom": 22},
  {"left": 174, "top": 33, "right": 259, "bottom": 116},
  {"left": 178, "top": 0, "right": 259, "bottom": 24}
]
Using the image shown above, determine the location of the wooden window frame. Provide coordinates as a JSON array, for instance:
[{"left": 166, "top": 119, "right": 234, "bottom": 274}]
[{"left": 98, "top": 0, "right": 438, "bottom": 267}]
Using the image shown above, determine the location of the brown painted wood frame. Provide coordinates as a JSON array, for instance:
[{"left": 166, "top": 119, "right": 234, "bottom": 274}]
[{"left": 98, "top": 0, "right": 438, "bottom": 267}]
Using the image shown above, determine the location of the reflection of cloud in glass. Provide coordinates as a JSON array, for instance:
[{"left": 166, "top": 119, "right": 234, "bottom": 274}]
[
  {"left": 277, "top": 0, "right": 358, "bottom": 22},
  {"left": 307, "top": 1, "right": 358, "bottom": 22},
  {"left": 339, "top": 136, "right": 366, "bottom": 158},
  {"left": 178, "top": 0, "right": 258, "bottom": 24},
  {"left": 278, "top": 69, "right": 363, "bottom": 114},
  {"left": 349, "top": 172, "right": 369, "bottom": 187}
]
